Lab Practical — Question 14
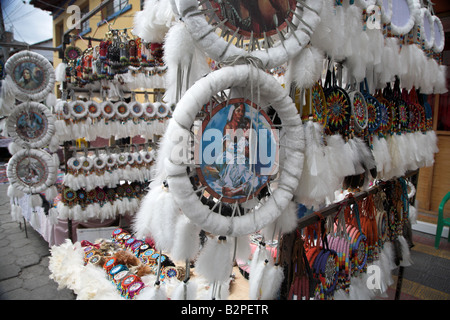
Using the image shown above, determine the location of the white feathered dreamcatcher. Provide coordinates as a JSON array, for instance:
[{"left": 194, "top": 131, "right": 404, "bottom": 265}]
[{"left": 134, "top": 62, "right": 304, "bottom": 299}]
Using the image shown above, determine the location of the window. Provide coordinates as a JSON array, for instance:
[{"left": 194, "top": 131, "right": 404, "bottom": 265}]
[
  {"left": 80, "top": 4, "right": 90, "bottom": 34},
  {"left": 99, "top": 0, "right": 132, "bottom": 26},
  {"left": 106, "top": 0, "right": 129, "bottom": 17},
  {"left": 55, "top": 21, "right": 64, "bottom": 47}
]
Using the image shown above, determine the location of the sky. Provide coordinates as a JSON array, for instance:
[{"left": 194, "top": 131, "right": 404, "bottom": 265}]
[{"left": 2, "top": 0, "right": 53, "bottom": 45}]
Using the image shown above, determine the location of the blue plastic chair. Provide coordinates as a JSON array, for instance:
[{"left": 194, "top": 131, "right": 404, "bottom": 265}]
[{"left": 435, "top": 192, "right": 450, "bottom": 249}]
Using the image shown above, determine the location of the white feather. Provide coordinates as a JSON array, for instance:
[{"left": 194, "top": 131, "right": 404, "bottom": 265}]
[
  {"left": 398, "top": 235, "right": 412, "bottom": 267},
  {"left": 286, "top": 46, "right": 324, "bottom": 90},
  {"left": 133, "top": 185, "right": 179, "bottom": 253},
  {"left": 48, "top": 240, "right": 86, "bottom": 293},
  {"left": 46, "top": 93, "right": 57, "bottom": 108},
  {"left": 170, "top": 280, "right": 198, "bottom": 300},
  {"left": 294, "top": 121, "right": 335, "bottom": 207},
  {"left": 311, "top": 0, "right": 347, "bottom": 61},
  {"left": 48, "top": 207, "right": 59, "bottom": 225},
  {"left": 201, "top": 280, "right": 231, "bottom": 300},
  {"left": 31, "top": 194, "right": 43, "bottom": 208},
  {"left": 163, "top": 21, "right": 210, "bottom": 105},
  {"left": 30, "top": 210, "right": 41, "bottom": 230},
  {"left": 377, "top": 243, "right": 395, "bottom": 290},
  {"left": 10, "top": 204, "right": 22, "bottom": 222},
  {"left": 45, "top": 185, "right": 58, "bottom": 202},
  {"left": 248, "top": 245, "right": 271, "bottom": 300},
  {"left": 8, "top": 142, "right": 22, "bottom": 155},
  {"left": 54, "top": 62, "right": 67, "bottom": 83},
  {"left": 435, "top": 64, "right": 448, "bottom": 94},
  {"left": 353, "top": 136, "right": 376, "bottom": 175},
  {"left": 261, "top": 201, "right": 298, "bottom": 241},
  {"left": 346, "top": 138, "right": 364, "bottom": 175},
  {"left": 0, "top": 75, "right": 16, "bottom": 116},
  {"left": 325, "top": 134, "right": 356, "bottom": 179},
  {"left": 372, "top": 136, "right": 392, "bottom": 179},
  {"left": 384, "top": 134, "right": 405, "bottom": 180},
  {"left": 77, "top": 263, "right": 124, "bottom": 300},
  {"left": 333, "top": 289, "right": 350, "bottom": 300},
  {"left": 259, "top": 264, "right": 284, "bottom": 300},
  {"left": 56, "top": 201, "right": 69, "bottom": 219},
  {"left": 48, "top": 135, "right": 60, "bottom": 153},
  {"left": 8, "top": 184, "right": 24, "bottom": 199},
  {"left": 409, "top": 204, "right": 418, "bottom": 225},
  {"left": 233, "top": 235, "right": 252, "bottom": 263},
  {"left": 348, "top": 275, "right": 375, "bottom": 300},
  {"left": 133, "top": 0, "right": 175, "bottom": 43}
]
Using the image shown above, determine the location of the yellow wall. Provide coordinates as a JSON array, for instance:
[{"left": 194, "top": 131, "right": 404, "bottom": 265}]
[{"left": 52, "top": 0, "right": 140, "bottom": 87}]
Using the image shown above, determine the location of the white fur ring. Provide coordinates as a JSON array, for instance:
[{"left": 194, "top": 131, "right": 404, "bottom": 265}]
[
  {"left": 7, "top": 101, "right": 56, "bottom": 149},
  {"left": 377, "top": 0, "right": 393, "bottom": 24},
  {"left": 165, "top": 64, "right": 304, "bottom": 237},
  {"left": 7, "top": 148, "right": 58, "bottom": 194},
  {"left": 4, "top": 50, "right": 55, "bottom": 102},
  {"left": 389, "top": 0, "right": 420, "bottom": 36}
]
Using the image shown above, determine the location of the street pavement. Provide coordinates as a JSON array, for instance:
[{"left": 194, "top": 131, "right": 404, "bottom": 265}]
[{"left": 0, "top": 183, "right": 75, "bottom": 300}]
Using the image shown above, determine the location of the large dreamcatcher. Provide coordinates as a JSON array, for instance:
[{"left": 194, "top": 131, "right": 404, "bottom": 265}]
[
  {"left": 133, "top": 63, "right": 303, "bottom": 300},
  {"left": 165, "top": 64, "right": 303, "bottom": 237},
  {"left": 171, "top": 0, "right": 324, "bottom": 69}
]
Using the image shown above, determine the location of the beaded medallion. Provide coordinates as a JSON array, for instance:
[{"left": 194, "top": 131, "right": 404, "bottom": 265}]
[
  {"left": 63, "top": 187, "right": 77, "bottom": 203},
  {"left": 324, "top": 88, "right": 350, "bottom": 135},
  {"left": 311, "top": 83, "right": 328, "bottom": 126},
  {"left": 70, "top": 100, "right": 88, "bottom": 119},
  {"left": 398, "top": 102, "right": 409, "bottom": 131},
  {"left": 377, "top": 100, "right": 391, "bottom": 135},
  {"left": 350, "top": 91, "right": 368, "bottom": 132},
  {"left": 366, "top": 97, "right": 381, "bottom": 134},
  {"left": 64, "top": 46, "right": 82, "bottom": 61}
]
